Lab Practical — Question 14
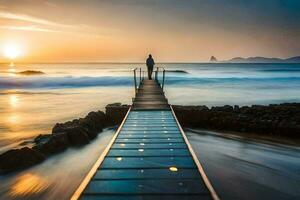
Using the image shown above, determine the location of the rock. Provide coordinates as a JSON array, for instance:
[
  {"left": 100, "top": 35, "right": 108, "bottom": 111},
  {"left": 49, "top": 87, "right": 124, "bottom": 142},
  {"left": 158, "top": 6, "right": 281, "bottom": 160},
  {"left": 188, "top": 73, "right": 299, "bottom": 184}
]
[
  {"left": 234, "top": 105, "right": 240, "bottom": 112},
  {"left": 211, "top": 105, "right": 233, "bottom": 112},
  {"left": 0, "top": 105, "right": 120, "bottom": 174},
  {"left": 81, "top": 111, "right": 108, "bottom": 136},
  {"left": 34, "top": 134, "right": 51, "bottom": 144},
  {"left": 52, "top": 123, "right": 67, "bottom": 134},
  {"left": 17, "top": 70, "right": 45, "bottom": 75},
  {"left": 106, "top": 103, "right": 130, "bottom": 125},
  {"left": 210, "top": 56, "right": 218, "bottom": 62},
  {"left": 61, "top": 126, "right": 90, "bottom": 146},
  {"left": 173, "top": 103, "right": 300, "bottom": 138},
  {"left": 33, "top": 133, "right": 70, "bottom": 155},
  {"left": 52, "top": 110, "right": 109, "bottom": 141},
  {"left": 0, "top": 147, "right": 45, "bottom": 174}
]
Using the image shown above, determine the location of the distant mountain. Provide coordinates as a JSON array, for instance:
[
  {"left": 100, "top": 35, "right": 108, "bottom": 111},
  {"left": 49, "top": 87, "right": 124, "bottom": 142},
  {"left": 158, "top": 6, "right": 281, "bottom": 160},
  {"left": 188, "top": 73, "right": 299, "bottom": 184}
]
[
  {"left": 210, "top": 56, "right": 218, "bottom": 62},
  {"left": 227, "top": 56, "right": 300, "bottom": 63},
  {"left": 285, "top": 56, "right": 300, "bottom": 63}
]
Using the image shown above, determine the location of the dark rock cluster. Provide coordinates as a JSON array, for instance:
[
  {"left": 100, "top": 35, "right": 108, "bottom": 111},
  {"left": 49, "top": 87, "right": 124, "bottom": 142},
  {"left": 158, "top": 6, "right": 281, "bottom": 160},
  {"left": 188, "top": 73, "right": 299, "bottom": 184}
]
[
  {"left": 0, "top": 147, "right": 45, "bottom": 173},
  {"left": 173, "top": 103, "right": 300, "bottom": 138},
  {"left": 105, "top": 103, "right": 130, "bottom": 125},
  {"left": 0, "top": 104, "right": 130, "bottom": 174}
]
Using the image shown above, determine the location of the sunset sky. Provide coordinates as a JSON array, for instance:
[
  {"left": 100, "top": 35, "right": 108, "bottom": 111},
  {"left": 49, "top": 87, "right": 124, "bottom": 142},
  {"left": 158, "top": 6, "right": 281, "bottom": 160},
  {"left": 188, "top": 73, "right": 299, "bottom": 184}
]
[{"left": 0, "top": 0, "right": 299, "bottom": 62}]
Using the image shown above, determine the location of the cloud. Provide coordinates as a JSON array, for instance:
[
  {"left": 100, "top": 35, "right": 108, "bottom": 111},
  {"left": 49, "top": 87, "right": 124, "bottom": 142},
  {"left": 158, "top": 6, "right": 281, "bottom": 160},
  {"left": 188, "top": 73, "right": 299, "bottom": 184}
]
[
  {"left": 0, "top": 25, "right": 60, "bottom": 33},
  {"left": 0, "top": 10, "right": 108, "bottom": 37},
  {"left": 0, "top": 11, "right": 71, "bottom": 28},
  {"left": 44, "top": 1, "right": 58, "bottom": 8}
]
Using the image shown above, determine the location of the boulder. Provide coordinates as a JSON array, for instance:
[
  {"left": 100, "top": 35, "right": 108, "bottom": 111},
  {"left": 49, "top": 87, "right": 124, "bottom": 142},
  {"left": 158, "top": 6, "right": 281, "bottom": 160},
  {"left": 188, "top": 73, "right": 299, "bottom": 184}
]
[
  {"left": 105, "top": 103, "right": 130, "bottom": 125},
  {"left": 0, "top": 106, "right": 118, "bottom": 174},
  {"left": 64, "top": 126, "right": 90, "bottom": 146},
  {"left": 34, "top": 134, "right": 51, "bottom": 144},
  {"left": 211, "top": 105, "right": 233, "bottom": 112},
  {"left": 80, "top": 111, "right": 108, "bottom": 136},
  {"left": 52, "top": 110, "right": 109, "bottom": 141},
  {"left": 0, "top": 147, "right": 45, "bottom": 174},
  {"left": 33, "top": 133, "right": 70, "bottom": 155}
]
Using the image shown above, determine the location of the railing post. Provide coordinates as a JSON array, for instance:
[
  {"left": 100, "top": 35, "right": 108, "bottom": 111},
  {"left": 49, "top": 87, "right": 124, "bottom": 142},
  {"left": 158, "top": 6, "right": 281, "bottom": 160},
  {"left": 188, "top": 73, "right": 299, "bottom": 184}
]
[
  {"left": 162, "top": 69, "right": 165, "bottom": 91},
  {"left": 133, "top": 69, "right": 137, "bottom": 94},
  {"left": 139, "top": 68, "right": 142, "bottom": 86},
  {"left": 142, "top": 71, "right": 145, "bottom": 81},
  {"left": 155, "top": 68, "right": 158, "bottom": 81}
]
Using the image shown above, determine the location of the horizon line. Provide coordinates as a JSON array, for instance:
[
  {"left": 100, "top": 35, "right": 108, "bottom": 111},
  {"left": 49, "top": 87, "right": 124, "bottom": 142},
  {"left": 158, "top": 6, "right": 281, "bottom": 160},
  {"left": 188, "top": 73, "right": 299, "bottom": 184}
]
[{"left": 1, "top": 61, "right": 300, "bottom": 65}]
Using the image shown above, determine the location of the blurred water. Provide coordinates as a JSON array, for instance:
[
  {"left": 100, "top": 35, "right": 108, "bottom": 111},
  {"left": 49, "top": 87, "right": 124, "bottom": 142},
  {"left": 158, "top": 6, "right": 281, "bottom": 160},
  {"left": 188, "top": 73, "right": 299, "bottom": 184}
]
[
  {"left": 0, "top": 129, "right": 115, "bottom": 200},
  {"left": 187, "top": 130, "right": 300, "bottom": 200},
  {"left": 0, "top": 62, "right": 299, "bottom": 199}
]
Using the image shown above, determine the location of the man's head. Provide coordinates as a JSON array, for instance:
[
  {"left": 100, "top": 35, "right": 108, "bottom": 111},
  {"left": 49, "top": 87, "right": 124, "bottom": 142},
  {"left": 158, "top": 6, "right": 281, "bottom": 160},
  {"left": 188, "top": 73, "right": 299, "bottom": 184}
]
[{"left": 149, "top": 54, "right": 152, "bottom": 58}]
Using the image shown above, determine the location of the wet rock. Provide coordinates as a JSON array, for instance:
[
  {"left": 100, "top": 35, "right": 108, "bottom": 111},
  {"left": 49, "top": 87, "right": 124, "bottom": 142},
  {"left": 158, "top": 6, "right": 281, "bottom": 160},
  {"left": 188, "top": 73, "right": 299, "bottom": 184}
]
[
  {"left": 53, "top": 125, "right": 90, "bottom": 146},
  {"left": 34, "top": 134, "right": 51, "bottom": 144},
  {"left": 0, "top": 147, "right": 45, "bottom": 173},
  {"left": 81, "top": 111, "right": 108, "bottom": 137},
  {"left": 105, "top": 103, "right": 130, "bottom": 125},
  {"left": 66, "top": 126, "right": 90, "bottom": 146},
  {"left": 52, "top": 111, "right": 108, "bottom": 141},
  {"left": 173, "top": 103, "right": 300, "bottom": 138},
  {"left": 0, "top": 105, "right": 121, "bottom": 174},
  {"left": 211, "top": 105, "right": 233, "bottom": 112},
  {"left": 33, "top": 133, "right": 70, "bottom": 155},
  {"left": 233, "top": 105, "right": 240, "bottom": 112}
]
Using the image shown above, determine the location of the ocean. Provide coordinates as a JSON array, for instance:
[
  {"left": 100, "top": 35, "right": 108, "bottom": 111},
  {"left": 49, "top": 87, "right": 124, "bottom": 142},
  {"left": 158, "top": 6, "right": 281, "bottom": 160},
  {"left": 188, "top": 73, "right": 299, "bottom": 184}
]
[{"left": 0, "top": 63, "right": 299, "bottom": 199}]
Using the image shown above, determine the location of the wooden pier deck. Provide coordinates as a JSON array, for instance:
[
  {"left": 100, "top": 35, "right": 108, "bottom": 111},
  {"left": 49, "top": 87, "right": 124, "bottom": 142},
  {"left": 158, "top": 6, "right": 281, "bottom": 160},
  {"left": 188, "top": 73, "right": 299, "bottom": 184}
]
[
  {"left": 132, "top": 79, "right": 169, "bottom": 110},
  {"left": 71, "top": 77, "right": 219, "bottom": 200}
]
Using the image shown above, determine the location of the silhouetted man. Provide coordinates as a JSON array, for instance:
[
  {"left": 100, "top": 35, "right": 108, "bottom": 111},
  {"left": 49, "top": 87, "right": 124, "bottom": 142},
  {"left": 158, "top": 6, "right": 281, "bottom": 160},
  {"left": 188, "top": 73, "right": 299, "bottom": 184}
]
[{"left": 146, "top": 54, "right": 155, "bottom": 80}]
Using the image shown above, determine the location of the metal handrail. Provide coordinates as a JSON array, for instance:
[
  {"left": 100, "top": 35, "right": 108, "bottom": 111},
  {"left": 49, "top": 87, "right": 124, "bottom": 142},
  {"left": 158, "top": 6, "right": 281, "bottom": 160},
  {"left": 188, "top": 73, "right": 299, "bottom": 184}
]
[
  {"left": 133, "top": 66, "right": 165, "bottom": 94},
  {"left": 133, "top": 67, "right": 145, "bottom": 95},
  {"left": 154, "top": 67, "right": 166, "bottom": 91}
]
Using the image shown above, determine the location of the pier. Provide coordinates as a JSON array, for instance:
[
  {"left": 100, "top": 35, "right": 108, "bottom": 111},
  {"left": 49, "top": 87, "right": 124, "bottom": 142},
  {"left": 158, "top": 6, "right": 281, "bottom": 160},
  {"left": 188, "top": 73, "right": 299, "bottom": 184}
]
[{"left": 71, "top": 68, "right": 219, "bottom": 200}]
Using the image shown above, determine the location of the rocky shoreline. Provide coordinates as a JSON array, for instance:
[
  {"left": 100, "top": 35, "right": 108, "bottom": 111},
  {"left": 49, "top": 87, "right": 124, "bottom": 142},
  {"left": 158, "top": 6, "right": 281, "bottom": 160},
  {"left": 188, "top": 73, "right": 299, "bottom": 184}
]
[
  {"left": 1, "top": 102, "right": 299, "bottom": 174},
  {"left": 0, "top": 103, "right": 129, "bottom": 174},
  {"left": 173, "top": 103, "right": 300, "bottom": 139}
]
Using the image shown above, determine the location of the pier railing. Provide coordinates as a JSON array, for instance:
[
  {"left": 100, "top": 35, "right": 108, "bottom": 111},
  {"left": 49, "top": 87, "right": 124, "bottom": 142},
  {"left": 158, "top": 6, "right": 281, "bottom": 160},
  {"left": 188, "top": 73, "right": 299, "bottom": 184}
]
[
  {"left": 133, "top": 67, "right": 145, "bottom": 94},
  {"left": 155, "top": 67, "right": 166, "bottom": 91},
  {"left": 133, "top": 66, "right": 166, "bottom": 94}
]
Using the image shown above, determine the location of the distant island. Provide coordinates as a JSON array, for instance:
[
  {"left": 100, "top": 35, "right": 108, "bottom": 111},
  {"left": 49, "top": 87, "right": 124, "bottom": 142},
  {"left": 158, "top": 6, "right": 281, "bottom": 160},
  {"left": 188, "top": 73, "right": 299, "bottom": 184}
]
[
  {"left": 209, "top": 56, "right": 300, "bottom": 63},
  {"left": 228, "top": 56, "right": 300, "bottom": 63},
  {"left": 17, "top": 70, "right": 45, "bottom": 75},
  {"left": 166, "top": 70, "right": 188, "bottom": 74},
  {"left": 210, "top": 56, "right": 218, "bottom": 62}
]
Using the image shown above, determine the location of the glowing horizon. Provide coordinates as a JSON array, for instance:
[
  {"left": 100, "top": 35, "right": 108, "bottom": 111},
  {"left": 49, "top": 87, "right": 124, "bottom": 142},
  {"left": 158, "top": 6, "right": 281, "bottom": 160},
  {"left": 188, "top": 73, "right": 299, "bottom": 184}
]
[{"left": 0, "top": 0, "right": 299, "bottom": 63}]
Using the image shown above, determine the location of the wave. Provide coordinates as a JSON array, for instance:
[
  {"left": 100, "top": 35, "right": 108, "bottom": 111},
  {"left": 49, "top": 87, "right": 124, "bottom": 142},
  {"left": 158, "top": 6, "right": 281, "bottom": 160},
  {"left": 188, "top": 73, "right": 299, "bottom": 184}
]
[
  {"left": 0, "top": 76, "right": 299, "bottom": 89},
  {"left": 258, "top": 69, "right": 300, "bottom": 72},
  {"left": 0, "top": 91, "right": 65, "bottom": 95},
  {"left": 0, "top": 76, "right": 133, "bottom": 89}
]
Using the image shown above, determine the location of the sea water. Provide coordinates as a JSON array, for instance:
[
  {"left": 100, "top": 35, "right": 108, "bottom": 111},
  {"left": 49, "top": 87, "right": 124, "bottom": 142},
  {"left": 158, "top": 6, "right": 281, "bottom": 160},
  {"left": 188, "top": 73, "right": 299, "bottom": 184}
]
[{"left": 0, "top": 63, "right": 299, "bottom": 199}]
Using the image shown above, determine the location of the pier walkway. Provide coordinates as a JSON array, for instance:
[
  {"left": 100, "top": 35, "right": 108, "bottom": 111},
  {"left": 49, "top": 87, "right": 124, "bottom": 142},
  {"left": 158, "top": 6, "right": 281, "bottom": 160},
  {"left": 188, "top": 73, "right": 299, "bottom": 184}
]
[{"left": 71, "top": 68, "right": 219, "bottom": 200}]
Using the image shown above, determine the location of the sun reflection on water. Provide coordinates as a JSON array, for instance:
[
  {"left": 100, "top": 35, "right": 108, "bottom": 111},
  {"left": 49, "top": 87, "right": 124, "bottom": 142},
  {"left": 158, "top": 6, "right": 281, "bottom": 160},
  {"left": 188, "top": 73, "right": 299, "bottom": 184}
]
[
  {"left": 9, "top": 173, "right": 48, "bottom": 197},
  {"left": 9, "top": 95, "right": 19, "bottom": 108},
  {"left": 8, "top": 114, "right": 20, "bottom": 124},
  {"left": 8, "top": 67, "right": 16, "bottom": 76}
]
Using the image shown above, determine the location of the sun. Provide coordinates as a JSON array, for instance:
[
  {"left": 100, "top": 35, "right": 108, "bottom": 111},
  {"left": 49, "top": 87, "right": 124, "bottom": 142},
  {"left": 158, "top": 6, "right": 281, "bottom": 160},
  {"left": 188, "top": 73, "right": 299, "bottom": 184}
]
[{"left": 3, "top": 44, "right": 22, "bottom": 59}]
